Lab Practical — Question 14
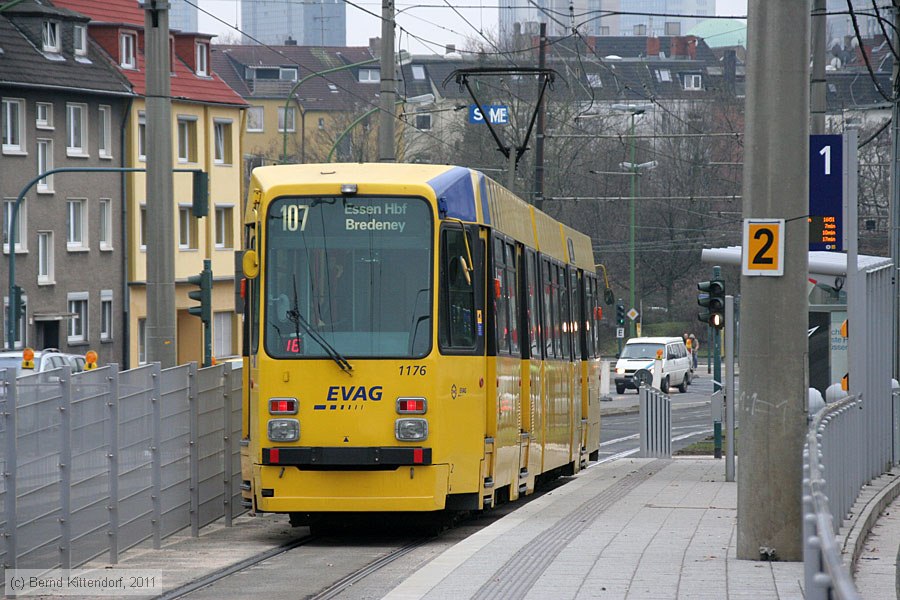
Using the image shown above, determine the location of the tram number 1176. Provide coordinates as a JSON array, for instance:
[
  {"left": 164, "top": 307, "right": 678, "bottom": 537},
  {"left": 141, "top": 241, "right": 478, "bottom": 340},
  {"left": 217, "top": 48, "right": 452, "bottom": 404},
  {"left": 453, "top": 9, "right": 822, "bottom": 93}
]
[{"left": 399, "top": 365, "right": 427, "bottom": 376}]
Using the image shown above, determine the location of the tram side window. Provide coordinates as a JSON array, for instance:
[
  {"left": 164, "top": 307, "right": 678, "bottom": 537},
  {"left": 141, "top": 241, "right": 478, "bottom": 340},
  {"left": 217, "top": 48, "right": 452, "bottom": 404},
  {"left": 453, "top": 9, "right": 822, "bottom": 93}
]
[
  {"left": 541, "top": 259, "right": 555, "bottom": 359},
  {"left": 525, "top": 252, "right": 541, "bottom": 359},
  {"left": 505, "top": 242, "right": 520, "bottom": 355},
  {"left": 570, "top": 269, "right": 583, "bottom": 360},
  {"left": 492, "top": 238, "right": 519, "bottom": 356},
  {"left": 439, "top": 227, "right": 476, "bottom": 350},
  {"left": 558, "top": 264, "right": 570, "bottom": 359},
  {"left": 584, "top": 275, "right": 598, "bottom": 359}
]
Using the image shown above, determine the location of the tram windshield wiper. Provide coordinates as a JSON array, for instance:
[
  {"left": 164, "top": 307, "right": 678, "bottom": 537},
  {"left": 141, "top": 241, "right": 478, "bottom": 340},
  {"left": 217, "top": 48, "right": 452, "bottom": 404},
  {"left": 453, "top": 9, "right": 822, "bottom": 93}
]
[{"left": 287, "top": 274, "right": 352, "bottom": 374}]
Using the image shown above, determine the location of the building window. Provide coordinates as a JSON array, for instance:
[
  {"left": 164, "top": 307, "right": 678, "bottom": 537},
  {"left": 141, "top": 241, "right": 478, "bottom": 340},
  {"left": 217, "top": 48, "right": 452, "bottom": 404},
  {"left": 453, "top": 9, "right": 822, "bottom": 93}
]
[
  {"left": 684, "top": 73, "right": 702, "bottom": 90},
  {"left": 3, "top": 199, "right": 26, "bottom": 253},
  {"left": 214, "top": 119, "right": 232, "bottom": 165},
  {"left": 215, "top": 205, "right": 233, "bottom": 249},
  {"left": 120, "top": 31, "right": 137, "bottom": 68},
  {"left": 74, "top": 24, "right": 87, "bottom": 56},
  {"left": 318, "top": 117, "right": 325, "bottom": 129},
  {"left": 36, "top": 139, "right": 53, "bottom": 193},
  {"left": 415, "top": 114, "right": 432, "bottom": 131},
  {"left": 2, "top": 98, "right": 25, "bottom": 154},
  {"left": 66, "top": 103, "right": 88, "bottom": 156},
  {"left": 36, "top": 102, "right": 53, "bottom": 129},
  {"left": 656, "top": 69, "right": 672, "bottom": 82},
  {"left": 178, "top": 205, "right": 197, "bottom": 249},
  {"left": 411, "top": 65, "right": 426, "bottom": 80},
  {"left": 99, "top": 198, "right": 112, "bottom": 250},
  {"left": 38, "top": 231, "right": 54, "bottom": 284},
  {"left": 42, "top": 21, "right": 60, "bottom": 53},
  {"left": 138, "top": 318, "right": 146, "bottom": 364},
  {"left": 100, "top": 290, "right": 113, "bottom": 341},
  {"left": 359, "top": 68, "right": 380, "bottom": 83},
  {"left": 280, "top": 67, "right": 298, "bottom": 81},
  {"left": 214, "top": 311, "right": 234, "bottom": 358},
  {"left": 195, "top": 42, "right": 209, "bottom": 76},
  {"left": 67, "top": 198, "right": 88, "bottom": 250},
  {"left": 67, "top": 292, "right": 88, "bottom": 343},
  {"left": 98, "top": 105, "right": 112, "bottom": 158},
  {"left": 177, "top": 116, "right": 197, "bottom": 162},
  {"left": 246, "top": 106, "right": 264, "bottom": 132},
  {"left": 140, "top": 205, "right": 147, "bottom": 250},
  {"left": 278, "top": 107, "right": 295, "bottom": 133},
  {"left": 587, "top": 73, "right": 603, "bottom": 88},
  {"left": 138, "top": 111, "right": 146, "bottom": 161}
]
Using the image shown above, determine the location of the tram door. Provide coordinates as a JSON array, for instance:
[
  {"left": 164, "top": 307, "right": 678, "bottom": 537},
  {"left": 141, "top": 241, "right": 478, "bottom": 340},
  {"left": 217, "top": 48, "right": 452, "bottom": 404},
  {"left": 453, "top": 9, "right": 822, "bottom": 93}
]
[{"left": 521, "top": 248, "right": 542, "bottom": 493}]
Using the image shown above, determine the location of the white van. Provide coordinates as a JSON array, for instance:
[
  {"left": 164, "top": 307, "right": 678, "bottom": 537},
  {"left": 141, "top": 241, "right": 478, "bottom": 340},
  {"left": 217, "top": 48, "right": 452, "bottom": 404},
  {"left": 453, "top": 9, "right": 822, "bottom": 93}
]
[{"left": 614, "top": 336, "right": 692, "bottom": 394}]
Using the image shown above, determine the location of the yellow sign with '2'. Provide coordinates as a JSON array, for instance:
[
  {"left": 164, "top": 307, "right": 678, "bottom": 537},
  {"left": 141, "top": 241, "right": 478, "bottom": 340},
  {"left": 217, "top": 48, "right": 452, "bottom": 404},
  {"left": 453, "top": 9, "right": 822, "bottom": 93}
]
[{"left": 742, "top": 219, "right": 784, "bottom": 276}]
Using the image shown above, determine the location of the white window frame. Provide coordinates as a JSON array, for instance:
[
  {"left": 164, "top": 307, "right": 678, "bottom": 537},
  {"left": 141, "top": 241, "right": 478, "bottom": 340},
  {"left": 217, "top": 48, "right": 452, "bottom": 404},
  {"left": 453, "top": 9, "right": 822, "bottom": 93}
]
[
  {"left": 66, "top": 103, "right": 88, "bottom": 157},
  {"left": 415, "top": 113, "right": 432, "bottom": 131},
  {"left": 66, "top": 198, "right": 88, "bottom": 251},
  {"left": 215, "top": 205, "right": 233, "bottom": 249},
  {"left": 246, "top": 106, "right": 264, "bottom": 132},
  {"left": 280, "top": 67, "right": 298, "bottom": 81},
  {"left": 36, "top": 139, "right": 54, "bottom": 193},
  {"left": 119, "top": 31, "right": 137, "bottom": 69},
  {"left": 684, "top": 73, "right": 702, "bottom": 90},
  {"left": 36, "top": 102, "right": 53, "bottom": 129},
  {"left": 140, "top": 205, "right": 147, "bottom": 251},
  {"left": 100, "top": 289, "right": 113, "bottom": 341},
  {"left": 359, "top": 68, "right": 380, "bottom": 83},
  {"left": 99, "top": 198, "right": 112, "bottom": 250},
  {"left": 98, "top": 105, "right": 112, "bottom": 158},
  {"left": 195, "top": 42, "right": 209, "bottom": 76},
  {"left": 3, "top": 198, "right": 26, "bottom": 254},
  {"left": 657, "top": 69, "right": 672, "bottom": 82},
  {"left": 42, "top": 21, "right": 60, "bottom": 53},
  {"left": 74, "top": 24, "right": 88, "bottom": 56},
  {"left": 177, "top": 116, "right": 197, "bottom": 163},
  {"left": 277, "top": 107, "right": 295, "bottom": 133},
  {"left": 67, "top": 292, "right": 88, "bottom": 344},
  {"left": 178, "top": 205, "right": 197, "bottom": 249},
  {"left": 214, "top": 119, "right": 232, "bottom": 165},
  {"left": 411, "top": 65, "right": 426, "bottom": 80},
  {"left": 138, "top": 111, "right": 146, "bottom": 161},
  {"left": 213, "top": 311, "right": 234, "bottom": 358},
  {"left": 138, "top": 318, "right": 147, "bottom": 364},
  {"left": 2, "top": 98, "right": 25, "bottom": 154},
  {"left": 38, "top": 231, "right": 54, "bottom": 285}
]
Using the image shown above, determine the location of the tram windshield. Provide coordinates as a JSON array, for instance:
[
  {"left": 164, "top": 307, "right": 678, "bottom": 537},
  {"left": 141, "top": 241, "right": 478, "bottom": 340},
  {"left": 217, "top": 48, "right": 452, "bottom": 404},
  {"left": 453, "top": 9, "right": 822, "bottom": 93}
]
[{"left": 264, "top": 195, "right": 433, "bottom": 359}]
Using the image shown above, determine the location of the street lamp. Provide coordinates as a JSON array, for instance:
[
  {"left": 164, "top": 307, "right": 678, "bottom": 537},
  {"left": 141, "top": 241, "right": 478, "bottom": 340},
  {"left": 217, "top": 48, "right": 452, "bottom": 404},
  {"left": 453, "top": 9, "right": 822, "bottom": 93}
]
[
  {"left": 611, "top": 103, "right": 653, "bottom": 338},
  {"left": 326, "top": 94, "right": 434, "bottom": 162},
  {"left": 281, "top": 57, "right": 379, "bottom": 163}
]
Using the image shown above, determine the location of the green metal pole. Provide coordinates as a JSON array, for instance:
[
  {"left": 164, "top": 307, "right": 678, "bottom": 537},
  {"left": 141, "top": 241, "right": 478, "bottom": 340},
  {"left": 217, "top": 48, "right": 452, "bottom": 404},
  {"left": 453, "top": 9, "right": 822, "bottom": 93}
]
[
  {"left": 202, "top": 259, "right": 212, "bottom": 368},
  {"left": 629, "top": 113, "right": 637, "bottom": 338},
  {"left": 281, "top": 57, "right": 378, "bottom": 163}
]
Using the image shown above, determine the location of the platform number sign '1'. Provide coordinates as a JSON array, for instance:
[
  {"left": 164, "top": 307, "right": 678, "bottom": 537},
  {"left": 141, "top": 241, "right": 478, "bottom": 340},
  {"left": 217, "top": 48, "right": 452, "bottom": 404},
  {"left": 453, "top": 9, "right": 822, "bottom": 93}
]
[
  {"left": 809, "top": 134, "right": 843, "bottom": 251},
  {"left": 742, "top": 218, "right": 784, "bottom": 276}
]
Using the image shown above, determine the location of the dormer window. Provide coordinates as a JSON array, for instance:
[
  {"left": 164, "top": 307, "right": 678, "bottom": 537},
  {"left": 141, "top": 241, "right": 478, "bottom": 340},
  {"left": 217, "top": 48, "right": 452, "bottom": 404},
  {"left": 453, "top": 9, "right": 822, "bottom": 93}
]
[
  {"left": 42, "top": 21, "right": 60, "bottom": 53},
  {"left": 656, "top": 69, "right": 672, "bottom": 82},
  {"left": 280, "top": 67, "right": 297, "bottom": 81},
  {"left": 195, "top": 42, "right": 209, "bottom": 76},
  {"left": 683, "top": 73, "right": 702, "bottom": 90},
  {"left": 359, "top": 68, "right": 380, "bottom": 83},
  {"left": 74, "top": 25, "right": 87, "bottom": 56},
  {"left": 120, "top": 31, "right": 137, "bottom": 69}
]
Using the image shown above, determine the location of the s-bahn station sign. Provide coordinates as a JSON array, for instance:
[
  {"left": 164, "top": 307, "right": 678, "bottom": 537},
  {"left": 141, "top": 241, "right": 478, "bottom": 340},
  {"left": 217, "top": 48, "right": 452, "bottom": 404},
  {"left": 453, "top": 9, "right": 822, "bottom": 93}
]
[
  {"left": 468, "top": 105, "right": 510, "bottom": 125},
  {"left": 809, "top": 134, "right": 844, "bottom": 252}
]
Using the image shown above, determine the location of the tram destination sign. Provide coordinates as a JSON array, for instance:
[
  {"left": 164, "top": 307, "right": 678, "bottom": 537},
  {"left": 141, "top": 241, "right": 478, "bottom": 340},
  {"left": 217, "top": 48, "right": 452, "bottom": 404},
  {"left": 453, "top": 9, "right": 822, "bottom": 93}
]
[{"left": 808, "top": 134, "right": 843, "bottom": 251}]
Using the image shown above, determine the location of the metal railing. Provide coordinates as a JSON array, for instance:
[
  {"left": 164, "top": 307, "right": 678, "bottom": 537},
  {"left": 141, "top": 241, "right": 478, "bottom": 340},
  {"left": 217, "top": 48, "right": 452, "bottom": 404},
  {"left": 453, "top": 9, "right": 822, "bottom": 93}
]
[
  {"left": 803, "top": 394, "right": 863, "bottom": 600},
  {"left": 638, "top": 385, "right": 671, "bottom": 458},
  {"left": 0, "top": 361, "right": 243, "bottom": 580}
]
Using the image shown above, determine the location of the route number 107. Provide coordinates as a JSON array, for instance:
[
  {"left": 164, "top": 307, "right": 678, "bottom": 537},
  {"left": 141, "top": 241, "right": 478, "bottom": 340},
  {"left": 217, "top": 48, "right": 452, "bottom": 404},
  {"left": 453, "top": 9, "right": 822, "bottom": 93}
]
[{"left": 280, "top": 204, "right": 309, "bottom": 232}]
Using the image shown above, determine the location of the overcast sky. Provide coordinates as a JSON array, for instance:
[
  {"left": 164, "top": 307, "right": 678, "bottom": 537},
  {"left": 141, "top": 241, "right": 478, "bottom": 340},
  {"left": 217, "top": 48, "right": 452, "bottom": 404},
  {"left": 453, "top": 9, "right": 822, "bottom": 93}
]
[{"left": 197, "top": 0, "right": 748, "bottom": 54}]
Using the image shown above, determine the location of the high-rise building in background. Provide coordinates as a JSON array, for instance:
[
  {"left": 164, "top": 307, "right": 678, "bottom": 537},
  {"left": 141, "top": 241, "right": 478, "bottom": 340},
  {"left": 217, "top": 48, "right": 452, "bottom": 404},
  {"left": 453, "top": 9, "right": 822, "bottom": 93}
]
[
  {"left": 498, "top": 0, "right": 588, "bottom": 40},
  {"left": 169, "top": 0, "right": 198, "bottom": 33},
  {"left": 241, "top": 0, "right": 346, "bottom": 46},
  {"left": 608, "top": 1, "right": 714, "bottom": 37}
]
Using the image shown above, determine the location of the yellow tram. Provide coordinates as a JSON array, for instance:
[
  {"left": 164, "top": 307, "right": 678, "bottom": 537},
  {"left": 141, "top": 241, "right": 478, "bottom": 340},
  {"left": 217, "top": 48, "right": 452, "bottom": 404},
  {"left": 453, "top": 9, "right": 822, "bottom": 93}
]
[{"left": 239, "top": 163, "right": 605, "bottom": 522}]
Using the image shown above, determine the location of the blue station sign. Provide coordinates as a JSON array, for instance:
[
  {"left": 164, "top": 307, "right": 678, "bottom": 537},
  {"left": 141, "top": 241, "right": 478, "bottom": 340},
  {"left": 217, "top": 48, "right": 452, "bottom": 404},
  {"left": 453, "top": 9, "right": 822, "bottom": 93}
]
[
  {"left": 808, "top": 134, "right": 843, "bottom": 251},
  {"left": 468, "top": 105, "right": 510, "bottom": 125}
]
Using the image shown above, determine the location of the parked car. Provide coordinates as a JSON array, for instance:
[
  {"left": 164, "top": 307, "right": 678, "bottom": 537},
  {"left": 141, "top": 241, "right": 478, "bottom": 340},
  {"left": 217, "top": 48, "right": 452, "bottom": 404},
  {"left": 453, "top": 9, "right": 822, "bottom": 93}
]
[
  {"left": 614, "top": 336, "right": 692, "bottom": 394},
  {"left": 0, "top": 348, "right": 88, "bottom": 377}
]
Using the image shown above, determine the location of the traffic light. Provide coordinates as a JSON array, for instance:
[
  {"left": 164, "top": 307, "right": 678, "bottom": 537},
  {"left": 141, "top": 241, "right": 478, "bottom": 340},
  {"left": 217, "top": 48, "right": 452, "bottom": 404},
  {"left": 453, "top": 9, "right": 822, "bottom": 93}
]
[
  {"left": 697, "top": 279, "right": 725, "bottom": 329},
  {"left": 616, "top": 303, "right": 625, "bottom": 326},
  {"left": 187, "top": 262, "right": 212, "bottom": 324}
]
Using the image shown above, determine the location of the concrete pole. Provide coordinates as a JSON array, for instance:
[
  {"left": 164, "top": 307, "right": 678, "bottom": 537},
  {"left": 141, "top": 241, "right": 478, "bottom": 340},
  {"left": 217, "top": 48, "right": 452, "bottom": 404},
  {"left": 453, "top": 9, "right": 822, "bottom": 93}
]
[
  {"left": 377, "top": 0, "right": 396, "bottom": 162},
  {"left": 144, "top": 1, "right": 177, "bottom": 368},
  {"left": 810, "top": 0, "right": 826, "bottom": 135},
  {"left": 628, "top": 113, "right": 637, "bottom": 338},
  {"left": 736, "top": 0, "right": 809, "bottom": 561}
]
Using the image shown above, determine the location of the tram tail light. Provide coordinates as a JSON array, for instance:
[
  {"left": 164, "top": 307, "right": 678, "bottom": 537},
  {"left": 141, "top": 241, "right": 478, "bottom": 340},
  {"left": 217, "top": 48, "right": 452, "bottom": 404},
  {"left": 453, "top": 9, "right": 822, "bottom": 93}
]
[
  {"left": 269, "top": 398, "right": 298, "bottom": 414},
  {"left": 396, "top": 397, "right": 426, "bottom": 414},
  {"left": 395, "top": 418, "right": 428, "bottom": 441},
  {"left": 268, "top": 419, "right": 299, "bottom": 442}
]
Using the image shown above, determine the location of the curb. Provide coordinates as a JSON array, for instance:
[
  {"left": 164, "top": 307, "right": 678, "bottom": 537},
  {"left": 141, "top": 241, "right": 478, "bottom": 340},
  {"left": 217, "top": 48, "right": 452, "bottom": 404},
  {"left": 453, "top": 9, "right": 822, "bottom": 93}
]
[{"left": 839, "top": 467, "right": 900, "bottom": 573}]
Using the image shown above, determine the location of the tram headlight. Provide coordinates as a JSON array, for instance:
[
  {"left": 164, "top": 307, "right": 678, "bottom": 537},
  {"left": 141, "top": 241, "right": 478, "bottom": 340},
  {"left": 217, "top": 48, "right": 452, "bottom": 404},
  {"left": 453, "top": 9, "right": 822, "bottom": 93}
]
[
  {"left": 395, "top": 418, "right": 428, "bottom": 441},
  {"left": 268, "top": 419, "right": 300, "bottom": 442}
]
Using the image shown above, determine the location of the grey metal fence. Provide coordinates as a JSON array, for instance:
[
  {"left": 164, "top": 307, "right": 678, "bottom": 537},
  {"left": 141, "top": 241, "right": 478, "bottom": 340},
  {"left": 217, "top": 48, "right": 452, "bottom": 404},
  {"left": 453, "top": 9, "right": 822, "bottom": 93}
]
[
  {"left": 638, "top": 385, "right": 671, "bottom": 458},
  {"left": 803, "top": 394, "right": 864, "bottom": 600},
  {"left": 0, "top": 361, "right": 243, "bottom": 582}
]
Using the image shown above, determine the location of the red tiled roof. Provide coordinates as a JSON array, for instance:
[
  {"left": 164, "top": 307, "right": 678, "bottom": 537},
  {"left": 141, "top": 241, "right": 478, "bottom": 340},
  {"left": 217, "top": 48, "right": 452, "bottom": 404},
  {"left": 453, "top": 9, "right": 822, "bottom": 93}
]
[{"left": 50, "top": 0, "right": 246, "bottom": 106}]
